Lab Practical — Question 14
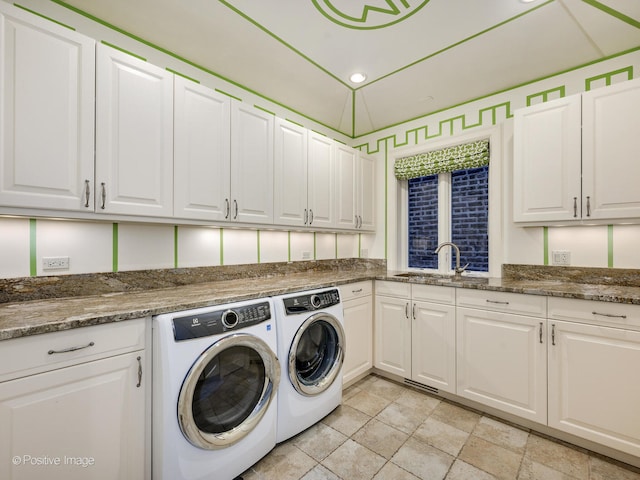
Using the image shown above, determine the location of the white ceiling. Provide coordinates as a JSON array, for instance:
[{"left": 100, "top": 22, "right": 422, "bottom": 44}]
[{"left": 59, "top": 0, "right": 640, "bottom": 137}]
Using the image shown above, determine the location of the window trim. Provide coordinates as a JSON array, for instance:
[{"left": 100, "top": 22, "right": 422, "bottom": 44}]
[{"left": 388, "top": 125, "right": 503, "bottom": 277}]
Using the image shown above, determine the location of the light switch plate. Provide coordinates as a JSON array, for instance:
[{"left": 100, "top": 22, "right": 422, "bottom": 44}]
[{"left": 552, "top": 250, "right": 571, "bottom": 266}]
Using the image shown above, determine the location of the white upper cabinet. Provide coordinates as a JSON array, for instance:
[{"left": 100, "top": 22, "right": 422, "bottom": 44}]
[
  {"left": 307, "top": 131, "right": 335, "bottom": 228},
  {"left": 96, "top": 43, "right": 174, "bottom": 217},
  {"left": 274, "top": 118, "right": 308, "bottom": 227},
  {"left": 513, "top": 96, "right": 581, "bottom": 223},
  {"left": 514, "top": 78, "right": 640, "bottom": 224},
  {"left": 335, "top": 144, "right": 357, "bottom": 229},
  {"left": 230, "top": 101, "right": 274, "bottom": 224},
  {"left": 582, "top": 78, "right": 640, "bottom": 220},
  {"left": 0, "top": 4, "right": 95, "bottom": 211},
  {"left": 174, "top": 77, "right": 231, "bottom": 221}
]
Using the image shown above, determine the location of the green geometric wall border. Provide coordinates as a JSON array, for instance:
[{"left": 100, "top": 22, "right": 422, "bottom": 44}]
[
  {"left": 585, "top": 67, "right": 633, "bottom": 91},
  {"left": 526, "top": 86, "right": 566, "bottom": 106}
]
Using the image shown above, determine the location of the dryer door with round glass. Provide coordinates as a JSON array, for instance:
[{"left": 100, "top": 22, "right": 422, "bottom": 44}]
[
  {"left": 177, "top": 333, "right": 280, "bottom": 450},
  {"left": 289, "top": 312, "right": 345, "bottom": 396}
]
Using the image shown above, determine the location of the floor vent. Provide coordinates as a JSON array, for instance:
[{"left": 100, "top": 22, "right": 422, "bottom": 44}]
[{"left": 404, "top": 378, "right": 439, "bottom": 395}]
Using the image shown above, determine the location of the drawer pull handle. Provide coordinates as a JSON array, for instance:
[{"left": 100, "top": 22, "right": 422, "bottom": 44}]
[
  {"left": 592, "top": 311, "right": 627, "bottom": 319},
  {"left": 100, "top": 183, "right": 106, "bottom": 209},
  {"left": 352, "top": 288, "right": 363, "bottom": 294},
  {"left": 551, "top": 324, "right": 556, "bottom": 346},
  {"left": 136, "top": 356, "right": 142, "bottom": 388},
  {"left": 48, "top": 341, "right": 95, "bottom": 355},
  {"left": 84, "top": 180, "right": 91, "bottom": 208},
  {"left": 405, "top": 303, "right": 409, "bottom": 319},
  {"left": 486, "top": 299, "right": 509, "bottom": 305},
  {"left": 573, "top": 197, "right": 577, "bottom": 218},
  {"left": 412, "top": 303, "right": 416, "bottom": 320}
]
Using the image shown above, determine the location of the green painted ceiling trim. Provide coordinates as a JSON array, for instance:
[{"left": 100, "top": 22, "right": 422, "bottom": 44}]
[
  {"left": 354, "top": 0, "right": 554, "bottom": 92},
  {"left": 218, "top": 0, "right": 351, "bottom": 90},
  {"left": 311, "top": 0, "right": 430, "bottom": 30},
  {"left": 285, "top": 118, "right": 305, "bottom": 128},
  {"left": 112, "top": 223, "right": 118, "bottom": 272},
  {"left": 49, "top": 0, "right": 347, "bottom": 138},
  {"left": 581, "top": 0, "right": 640, "bottom": 29},
  {"left": 215, "top": 89, "right": 243, "bottom": 102},
  {"left": 608, "top": 225, "right": 614, "bottom": 268},
  {"left": 585, "top": 66, "right": 633, "bottom": 90},
  {"left": 15, "top": 3, "right": 75, "bottom": 30},
  {"left": 254, "top": 105, "right": 275, "bottom": 116},
  {"left": 355, "top": 47, "right": 640, "bottom": 139},
  {"left": 101, "top": 40, "right": 147, "bottom": 61},
  {"left": 29, "top": 219, "right": 36, "bottom": 277},
  {"left": 527, "top": 86, "right": 566, "bottom": 106},
  {"left": 167, "top": 68, "right": 200, "bottom": 84}
]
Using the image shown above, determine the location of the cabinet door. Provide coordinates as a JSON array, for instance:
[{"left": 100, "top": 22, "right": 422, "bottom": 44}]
[
  {"left": 412, "top": 301, "right": 456, "bottom": 394},
  {"left": 513, "top": 96, "right": 581, "bottom": 223},
  {"left": 0, "top": 5, "right": 95, "bottom": 211},
  {"left": 343, "top": 295, "right": 373, "bottom": 385},
  {"left": 334, "top": 144, "right": 357, "bottom": 229},
  {"left": 548, "top": 320, "right": 640, "bottom": 457},
  {"left": 96, "top": 44, "right": 173, "bottom": 217},
  {"left": 0, "top": 352, "right": 146, "bottom": 479},
  {"left": 307, "top": 131, "right": 334, "bottom": 228},
  {"left": 174, "top": 77, "right": 230, "bottom": 221},
  {"left": 230, "top": 102, "right": 274, "bottom": 224},
  {"left": 582, "top": 78, "right": 640, "bottom": 220},
  {"left": 274, "top": 118, "right": 307, "bottom": 227},
  {"left": 456, "top": 307, "right": 547, "bottom": 423},
  {"left": 374, "top": 295, "right": 411, "bottom": 378},
  {"left": 357, "top": 153, "right": 376, "bottom": 231}
]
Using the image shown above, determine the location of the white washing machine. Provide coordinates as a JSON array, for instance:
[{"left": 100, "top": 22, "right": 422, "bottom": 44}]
[
  {"left": 153, "top": 298, "right": 280, "bottom": 480},
  {"left": 273, "top": 287, "right": 345, "bottom": 443}
]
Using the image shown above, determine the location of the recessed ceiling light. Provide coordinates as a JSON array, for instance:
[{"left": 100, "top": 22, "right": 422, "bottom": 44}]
[
  {"left": 349, "top": 73, "right": 367, "bottom": 84},
  {"left": 520, "top": 0, "right": 537, "bottom": 3}
]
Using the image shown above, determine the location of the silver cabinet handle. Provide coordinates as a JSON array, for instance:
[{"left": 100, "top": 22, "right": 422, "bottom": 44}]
[
  {"left": 309, "top": 209, "right": 314, "bottom": 225},
  {"left": 404, "top": 302, "right": 409, "bottom": 319},
  {"left": 486, "top": 299, "right": 509, "bottom": 305},
  {"left": 48, "top": 341, "right": 95, "bottom": 355},
  {"left": 225, "top": 198, "right": 230, "bottom": 219},
  {"left": 304, "top": 209, "right": 308, "bottom": 225},
  {"left": 592, "top": 311, "right": 627, "bottom": 319},
  {"left": 586, "top": 196, "right": 591, "bottom": 217},
  {"left": 84, "top": 180, "right": 91, "bottom": 208},
  {"left": 573, "top": 197, "right": 577, "bottom": 218},
  {"left": 233, "top": 199, "right": 238, "bottom": 220},
  {"left": 352, "top": 288, "right": 363, "bottom": 294},
  {"left": 100, "top": 183, "right": 106, "bottom": 209},
  {"left": 551, "top": 324, "right": 556, "bottom": 346},
  {"left": 136, "top": 356, "right": 142, "bottom": 388},
  {"left": 539, "top": 322, "right": 543, "bottom": 344},
  {"left": 355, "top": 215, "right": 359, "bottom": 228},
  {"left": 412, "top": 303, "right": 416, "bottom": 320}
]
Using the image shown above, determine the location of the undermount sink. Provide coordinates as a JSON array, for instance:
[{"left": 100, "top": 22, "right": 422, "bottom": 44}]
[{"left": 393, "top": 272, "right": 489, "bottom": 286}]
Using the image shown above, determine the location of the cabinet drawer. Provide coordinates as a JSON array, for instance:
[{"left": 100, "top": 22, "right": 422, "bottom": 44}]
[
  {"left": 457, "top": 289, "right": 547, "bottom": 318},
  {"left": 548, "top": 297, "right": 640, "bottom": 331},
  {"left": 412, "top": 284, "right": 455, "bottom": 305},
  {"left": 0, "top": 318, "right": 147, "bottom": 383},
  {"left": 340, "top": 281, "right": 373, "bottom": 302},
  {"left": 375, "top": 280, "right": 411, "bottom": 299}
]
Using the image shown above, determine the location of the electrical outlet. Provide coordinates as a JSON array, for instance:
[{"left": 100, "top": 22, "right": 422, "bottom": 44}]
[
  {"left": 43, "top": 256, "right": 70, "bottom": 270},
  {"left": 361, "top": 248, "right": 369, "bottom": 258},
  {"left": 302, "top": 251, "right": 312, "bottom": 260},
  {"left": 552, "top": 250, "right": 571, "bottom": 266}
]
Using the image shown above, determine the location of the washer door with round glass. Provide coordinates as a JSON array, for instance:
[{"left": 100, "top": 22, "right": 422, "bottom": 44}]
[
  {"left": 177, "top": 333, "right": 280, "bottom": 450},
  {"left": 289, "top": 312, "right": 345, "bottom": 396}
]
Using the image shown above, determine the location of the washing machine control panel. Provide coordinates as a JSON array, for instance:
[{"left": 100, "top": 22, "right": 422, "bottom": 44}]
[
  {"left": 283, "top": 289, "right": 340, "bottom": 314},
  {"left": 172, "top": 301, "right": 271, "bottom": 341}
]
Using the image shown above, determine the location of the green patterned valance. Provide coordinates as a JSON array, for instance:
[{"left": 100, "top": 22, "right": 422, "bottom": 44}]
[{"left": 395, "top": 140, "right": 489, "bottom": 180}]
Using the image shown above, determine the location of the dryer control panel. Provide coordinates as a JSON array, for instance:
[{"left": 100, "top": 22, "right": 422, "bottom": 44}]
[
  {"left": 172, "top": 301, "right": 271, "bottom": 341},
  {"left": 283, "top": 289, "right": 340, "bottom": 314}
]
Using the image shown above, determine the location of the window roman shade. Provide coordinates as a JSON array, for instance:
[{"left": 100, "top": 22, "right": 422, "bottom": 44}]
[{"left": 394, "top": 139, "right": 489, "bottom": 180}]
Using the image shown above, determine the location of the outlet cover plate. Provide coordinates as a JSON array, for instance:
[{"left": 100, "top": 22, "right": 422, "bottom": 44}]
[
  {"left": 43, "top": 256, "right": 70, "bottom": 270},
  {"left": 552, "top": 250, "right": 571, "bottom": 266}
]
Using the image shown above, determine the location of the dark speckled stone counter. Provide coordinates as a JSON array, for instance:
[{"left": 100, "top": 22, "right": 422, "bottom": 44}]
[{"left": 3, "top": 261, "right": 640, "bottom": 341}]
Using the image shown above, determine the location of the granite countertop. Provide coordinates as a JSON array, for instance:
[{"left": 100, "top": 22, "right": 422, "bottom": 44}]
[{"left": 2, "top": 261, "right": 640, "bottom": 341}]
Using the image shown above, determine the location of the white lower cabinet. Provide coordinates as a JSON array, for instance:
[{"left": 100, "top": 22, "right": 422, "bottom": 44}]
[
  {"left": 374, "top": 281, "right": 456, "bottom": 393},
  {"left": 341, "top": 281, "right": 373, "bottom": 385},
  {"left": 456, "top": 289, "right": 548, "bottom": 423},
  {"left": 0, "top": 319, "right": 149, "bottom": 480},
  {"left": 548, "top": 298, "right": 640, "bottom": 458}
]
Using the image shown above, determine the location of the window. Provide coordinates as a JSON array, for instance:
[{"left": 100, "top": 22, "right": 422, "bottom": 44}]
[{"left": 398, "top": 140, "right": 490, "bottom": 274}]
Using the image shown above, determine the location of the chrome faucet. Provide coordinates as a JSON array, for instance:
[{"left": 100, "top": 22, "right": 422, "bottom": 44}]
[{"left": 434, "top": 242, "right": 469, "bottom": 278}]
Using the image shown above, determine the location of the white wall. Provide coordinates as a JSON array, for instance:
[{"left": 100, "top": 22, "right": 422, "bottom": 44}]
[{"left": 357, "top": 49, "right": 640, "bottom": 272}]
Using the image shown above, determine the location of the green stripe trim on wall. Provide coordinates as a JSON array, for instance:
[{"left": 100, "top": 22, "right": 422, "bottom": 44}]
[
  {"left": 15, "top": 4, "right": 76, "bottom": 30},
  {"left": 334, "top": 233, "right": 338, "bottom": 259},
  {"left": 257, "top": 230, "right": 261, "bottom": 263},
  {"left": 543, "top": 227, "right": 549, "bottom": 266},
  {"left": 29, "top": 219, "right": 37, "bottom": 277},
  {"left": 586, "top": 66, "right": 634, "bottom": 90},
  {"left": 174, "top": 226, "right": 179, "bottom": 268},
  {"left": 608, "top": 225, "right": 614, "bottom": 268},
  {"left": 100, "top": 41, "right": 147, "bottom": 61},
  {"left": 112, "top": 223, "right": 119, "bottom": 272},
  {"left": 220, "top": 228, "right": 224, "bottom": 266},
  {"left": 288, "top": 231, "right": 292, "bottom": 262},
  {"left": 581, "top": 0, "right": 640, "bottom": 29},
  {"left": 167, "top": 68, "right": 200, "bottom": 83}
]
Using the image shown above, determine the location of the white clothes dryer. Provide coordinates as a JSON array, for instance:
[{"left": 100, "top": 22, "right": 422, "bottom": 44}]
[
  {"left": 273, "top": 287, "right": 345, "bottom": 443},
  {"left": 153, "top": 298, "right": 280, "bottom": 480}
]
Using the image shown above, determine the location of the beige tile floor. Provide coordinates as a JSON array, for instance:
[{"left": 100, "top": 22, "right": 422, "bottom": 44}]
[{"left": 241, "top": 374, "right": 640, "bottom": 480}]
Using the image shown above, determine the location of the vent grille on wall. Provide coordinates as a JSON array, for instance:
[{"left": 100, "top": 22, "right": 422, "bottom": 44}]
[{"left": 404, "top": 378, "right": 439, "bottom": 395}]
